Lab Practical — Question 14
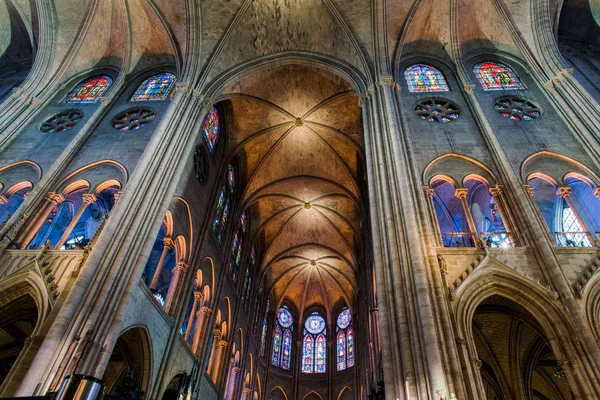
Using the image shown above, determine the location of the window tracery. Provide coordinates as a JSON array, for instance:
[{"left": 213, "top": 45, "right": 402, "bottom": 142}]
[
  {"left": 39, "top": 110, "right": 84, "bottom": 133},
  {"left": 272, "top": 306, "right": 293, "bottom": 370},
  {"left": 337, "top": 307, "right": 354, "bottom": 371},
  {"left": 227, "top": 212, "right": 246, "bottom": 282},
  {"left": 112, "top": 108, "right": 156, "bottom": 131},
  {"left": 414, "top": 98, "right": 459, "bottom": 122},
  {"left": 493, "top": 97, "right": 540, "bottom": 121},
  {"left": 203, "top": 107, "right": 220, "bottom": 155},
  {"left": 474, "top": 62, "right": 523, "bottom": 91},
  {"left": 212, "top": 165, "right": 235, "bottom": 245},
  {"left": 130, "top": 73, "right": 176, "bottom": 101},
  {"left": 302, "top": 312, "right": 326, "bottom": 373},
  {"left": 404, "top": 64, "right": 449, "bottom": 93},
  {"left": 65, "top": 76, "right": 112, "bottom": 103}
]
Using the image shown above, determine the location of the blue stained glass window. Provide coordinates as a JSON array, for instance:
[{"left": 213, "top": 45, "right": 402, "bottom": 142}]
[
  {"left": 272, "top": 306, "right": 293, "bottom": 370},
  {"left": 131, "top": 73, "right": 176, "bottom": 101},
  {"left": 65, "top": 76, "right": 112, "bottom": 103},
  {"left": 228, "top": 213, "right": 247, "bottom": 282},
  {"left": 203, "top": 107, "right": 220, "bottom": 154},
  {"left": 474, "top": 62, "right": 523, "bottom": 91},
  {"left": 404, "top": 64, "right": 449, "bottom": 93},
  {"left": 337, "top": 307, "right": 354, "bottom": 371},
  {"left": 260, "top": 299, "right": 270, "bottom": 357},
  {"left": 302, "top": 312, "right": 326, "bottom": 374},
  {"left": 227, "top": 165, "right": 235, "bottom": 193}
]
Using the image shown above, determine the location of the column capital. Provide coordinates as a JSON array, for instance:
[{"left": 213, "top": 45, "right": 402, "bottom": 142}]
[
  {"left": 200, "top": 306, "right": 213, "bottom": 315},
  {"left": 193, "top": 291, "right": 204, "bottom": 301},
  {"left": 423, "top": 186, "right": 434, "bottom": 198},
  {"left": 454, "top": 187, "right": 468, "bottom": 199},
  {"left": 163, "top": 236, "right": 174, "bottom": 248},
  {"left": 594, "top": 187, "right": 600, "bottom": 200},
  {"left": 82, "top": 193, "right": 97, "bottom": 204},
  {"left": 213, "top": 329, "right": 222, "bottom": 338},
  {"left": 463, "top": 84, "right": 476, "bottom": 93},
  {"left": 522, "top": 184, "right": 534, "bottom": 197},
  {"left": 489, "top": 185, "right": 503, "bottom": 197},
  {"left": 231, "top": 366, "right": 241, "bottom": 374},
  {"left": 217, "top": 340, "right": 229, "bottom": 349},
  {"left": 175, "top": 261, "right": 189, "bottom": 272},
  {"left": 47, "top": 192, "right": 65, "bottom": 204},
  {"left": 114, "top": 191, "right": 122, "bottom": 202},
  {"left": 556, "top": 186, "right": 572, "bottom": 198},
  {"left": 379, "top": 76, "right": 401, "bottom": 92},
  {"left": 0, "top": 195, "right": 8, "bottom": 205}
]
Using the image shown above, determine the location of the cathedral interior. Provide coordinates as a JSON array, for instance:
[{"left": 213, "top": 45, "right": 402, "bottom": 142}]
[{"left": 1, "top": 0, "right": 600, "bottom": 399}]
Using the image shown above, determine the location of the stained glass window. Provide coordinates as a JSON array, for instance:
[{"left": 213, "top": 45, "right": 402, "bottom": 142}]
[
  {"left": 130, "top": 73, "right": 176, "bottom": 101},
  {"left": 203, "top": 107, "right": 220, "bottom": 154},
  {"left": 474, "top": 62, "right": 523, "bottom": 91},
  {"left": 242, "top": 268, "right": 252, "bottom": 312},
  {"left": 302, "top": 312, "right": 326, "bottom": 374},
  {"left": 227, "top": 164, "right": 235, "bottom": 193},
  {"left": 337, "top": 307, "right": 354, "bottom": 371},
  {"left": 65, "top": 76, "right": 112, "bottom": 103},
  {"left": 260, "top": 300, "right": 270, "bottom": 357},
  {"left": 212, "top": 184, "right": 230, "bottom": 245},
  {"left": 228, "top": 213, "right": 247, "bottom": 282},
  {"left": 272, "top": 306, "right": 293, "bottom": 370},
  {"left": 250, "top": 245, "right": 256, "bottom": 265},
  {"left": 404, "top": 64, "right": 449, "bottom": 93}
]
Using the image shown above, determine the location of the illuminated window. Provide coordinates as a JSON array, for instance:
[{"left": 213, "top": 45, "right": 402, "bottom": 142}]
[
  {"left": 337, "top": 307, "right": 354, "bottom": 371},
  {"left": 202, "top": 107, "right": 220, "bottom": 154},
  {"left": 272, "top": 306, "right": 293, "bottom": 370},
  {"left": 130, "top": 73, "right": 176, "bottom": 101},
  {"left": 260, "top": 299, "right": 270, "bottom": 357},
  {"left": 404, "top": 64, "right": 449, "bottom": 93},
  {"left": 302, "top": 312, "right": 327, "bottom": 373},
  {"left": 65, "top": 76, "right": 112, "bottom": 103},
  {"left": 474, "top": 62, "right": 523, "bottom": 91}
]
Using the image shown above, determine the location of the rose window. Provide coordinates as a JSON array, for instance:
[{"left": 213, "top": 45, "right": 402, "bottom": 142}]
[
  {"left": 493, "top": 97, "right": 540, "bottom": 121},
  {"left": 414, "top": 98, "right": 460, "bottom": 122},
  {"left": 112, "top": 108, "right": 156, "bottom": 131},
  {"left": 39, "top": 110, "right": 83, "bottom": 133}
]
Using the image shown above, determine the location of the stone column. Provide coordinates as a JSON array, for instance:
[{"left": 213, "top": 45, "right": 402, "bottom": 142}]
[
  {"left": 455, "top": 187, "right": 479, "bottom": 247},
  {"left": 149, "top": 236, "right": 174, "bottom": 289},
  {"left": 489, "top": 186, "right": 516, "bottom": 246},
  {"left": 215, "top": 340, "right": 229, "bottom": 386},
  {"left": 207, "top": 330, "right": 221, "bottom": 380},
  {"left": 557, "top": 186, "right": 595, "bottom": 245},
  {"left": 192, "top": 306, "right": 212, "bottom": 354},
  {"left": 423, "top": 187, "right": 443, "bottom": 246},
  {"left": 242, "top": 387, "right": 251, "bottom": 400},
  {"left": 165, "top": 261, "right": 189, "bottom": 313},
  {"left": 184, "top": 291, "right": 202, "bottom": 341},
  {"left": 18, "top": 192, "right": 64, "bottom": 248},
  {"left": 55, "top": 194, "right": 96, "bottom": 249},
  {"left": 225, "top": 365, "right": 240, "bottom": 400}
]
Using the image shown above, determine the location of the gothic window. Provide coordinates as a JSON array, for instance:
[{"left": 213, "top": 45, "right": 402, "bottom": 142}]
[
  {"left": 202, "top": 107, "right": 220, "bottom": 155},
  {"left": 337, "top": 307, "right": 354, "bottom": 371},
  {"left": 272, "top": 306, "right": 293, "bottom": 370},
  {"left": 473, "top": 62, "right": 523, "bottom": 91},
  {"left": 302, "top": 312, "right": 327, "bottom": 373},
  {"left": 241, "top": 244, "right": 256, "bottom": 312},
  {"left": 112, "top": 108, "right": 156, "bottom": 131},
  {"left": 562, "top": 202, "right": 592, "bottom": 246},
  {"left": 227, "top": 164, "right": 235, "bottom": 193},
  {"left": 493, "top": 96, "right": 540, "bottom": 121},
  {"left": 39, "top": 110, "right": 84, "bottom": 133},
  {"left": 65, "top": 76, "right": 112, "bottom": 103},
  {"left": 404, "top": 64, "right": 449, "bottom": 93},
  {"left": 414, "top": 99, "right": 460, "bottom": 122},
  {"left": 130, "top": 73, "right": 176, "bottom": 101},
  {"left": 212, "top": 165, "right": 235, "bottom": 246},
  {"left": 193, "top": 145, "right": 209, "bottom": 183},
  {"left": 227, "top": 212, "right": 246, "bottom": 282},
  {"left": 260, "top": 299, "right": 270, "bottom": 357}
]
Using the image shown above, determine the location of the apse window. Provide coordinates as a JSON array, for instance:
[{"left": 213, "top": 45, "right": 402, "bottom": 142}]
[
  {"left": 130, "top": 73, "right": 176, "bottom": 101},
  {"left": 337, "top": 307, "right": 354, "bottom": 371},
  {"left": 39, "top": 110, "right": 83, "bottom": 133},
  {"left": 302, "top": 312, "right": 327, "bottom": 373},
  {"left": 272, "top": 306, "right": 293, "bottom": 370},
  {"left": 414, "top": 98, "right": 459, "bottom": 123},
  {"left": 203, "top": 106, "right": 221, "bottom": 155},
  {"left": 65, "top": 76, "right": 112, "bottom": 103},
  {"left": 112, "top": 108, "right": 156, "bottom": 131},
  {"left": 493, "top": 97, "right": 540, "bottom": 121},
  {"left": 474, "top": 62, "right": 523, "bottom": 91},
  {"left": 404, "top": 64, "right": 449, "bottom": 93}
]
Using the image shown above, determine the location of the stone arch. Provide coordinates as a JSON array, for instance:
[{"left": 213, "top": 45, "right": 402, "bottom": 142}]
[
  {"left": 102, "top": 326, "right": 152, "bottom": 398},
  {"left": 161, "top": 372, "right": 185, "bottom": 400},
  {"left": 0, "top": 161, "right": 41, "bottom": 194},
  {"left": 454, "top": 265, "right": 587, "bottom": 398},
  {"left": 522, "top": 151, "right": 600, "bottom": 187},
  {"left": 58, "top": 160, "right": 128, "bottom": 195},
  {"left": 269, "top": 386, "right": 288, "bottom": 400},
  {"left": 423, "top": 153, "right": 498, "bottom": 187},
  {"left": 336, "top": 386, "right": 354, "bottom": 400},
  {"left": 584, "top": 275, "right": 600, "bottom": 340},
  {"left": 302, "top": 390, "right": 323, "bottom": 400}
]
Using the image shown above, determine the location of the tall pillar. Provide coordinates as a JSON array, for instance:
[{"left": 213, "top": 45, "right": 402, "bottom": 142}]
[
  {"left": 455, "top": 187, "right": 479, "bottom": 246},
  {"left": 215, "top": 340, "right": 230, "bottom": 387},
  {"left": 55, "top": 194, "right": 96, "bottom": 249},
  {"left": 184, "top": 291, "right": 202, "bottom": 341},
  {"left": 207, "top": 330, "right": 221, "bottom": 380},
  {"left": 149, "top": 236, "right": 174, "bottom": 289},
  {"left": 489, "top": 186, "right": 516, "bottom": 246},
  {"left": 165, "top": 261, "right": 189, "bottom": 313},
  {"left": 192, "top": 306, "right": 212, "bottom": 354},
  {"left": 423, "top": 188, "right": 443, "bottom": 246},
  {"left": 557, "top": 186, "right": 595, "bottom": 245},
  {"left": 18, "top": 192, "right": 64, "bottom": 248}
]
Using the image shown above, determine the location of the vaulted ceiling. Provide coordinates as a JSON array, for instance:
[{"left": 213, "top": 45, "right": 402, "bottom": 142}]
[{"left": 219, "top": 64, "right": 364, "bottom": 321}]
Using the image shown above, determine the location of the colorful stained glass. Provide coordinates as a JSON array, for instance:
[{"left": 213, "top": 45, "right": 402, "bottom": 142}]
[
  {"left": 242, "top": 269, "right": 252, "bottom": 312},
  {"left": 302, "top": 335, "right": 314, "bottom": 373},
  {"left": 203, "top": 107, "right": 220, "bottom": 154},
  {"left": 130, "top": 73, "right": 176, "bottom": 101},
  {"left": 474, "top": 62, "right": 523, "bottom": 91},
  {"left": 278, "top": 307, "right": 293, "bottom": 328},
  {"left": 347, "top": 328, "right": 354, "bottom": 367},
  {"left": 250, "top": 245, "right": 256, "bottom": 265},
  {"left": 337, "top": 308, "right": 351, "bottom": 329},
  {"left": 212, "top": 184, "right": 226, "bottom": 238},
  {"left": 305, "top": 313, "right": 326, "bottom": 334},
  {"left": 316, "top": 334, "right": 326, "bottom": 373},
  {"left": 240, "top": 212, "right": 247, "bottom": 232},
  {"left": 337, "top": 331, "right": 346, "bottom": 371},
  {"left": 404, "top": 65, "right": 448, "bottom": 93},
  {"left": 272, "top": 326, "right": 282, "bottom": 367},
  {"left": 281, "top": 330, "right": 292, "bottom": 370},
  {"left": 260, "top": 300, "right": 270, "bottom": 357},
  {"left": 65, "top": 76, "right": 112, "bottom": 103},
  {"left": 217, "top": 197, "right": 230, "bottom": 245},
  {"left": 227, "top": 164, "right": 235, "bottom": 193}
]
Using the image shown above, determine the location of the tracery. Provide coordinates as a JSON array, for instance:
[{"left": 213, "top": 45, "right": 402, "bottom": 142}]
[{"left": 272, "top": 306, "right": 293, "bottom": 370}]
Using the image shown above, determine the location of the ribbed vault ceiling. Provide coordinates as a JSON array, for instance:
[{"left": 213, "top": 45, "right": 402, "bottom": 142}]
[{"left": 220, "top": 64, "right": 364, "bottom": 320}]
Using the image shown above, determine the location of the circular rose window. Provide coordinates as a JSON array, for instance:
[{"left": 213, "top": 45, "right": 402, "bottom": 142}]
[
  {"left": 493, "top": 97, "right": 540, "bottom": 121},
  {"left": 39, "top": 110, "right": 83, "bottom": 133},
  {"left": 113, "top": 108, "right": 156, "bottom": 131},
  {"left": 414, "top": 98, "right": 460, "bottom": 123}
]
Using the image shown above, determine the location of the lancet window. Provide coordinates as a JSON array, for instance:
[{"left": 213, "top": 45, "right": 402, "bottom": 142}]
[
  {"left": 272, "top": 306, "right": 293, "bottom": 370},
  {"left": 336, "top": 307, "right": 354, "bottom": 371},
  {"left": 241, "top": 245, "right": 255, "bottom": 311},
  {"left": 260, "top": 299, "right": 270, "bottom": 357},
  {"left": 404, "top": 64, "right": 449, "bottom": 93},
  {"left": 302, "top": 312, "right": 327, "bottom": 373},
  {"left": 130, "top": 73, "right": 176, "bottom": 101},
  {"left": 212, "top": 165, "right": 235, "bottom": 245},
  {"left": 227, "top": 212, "right": 246, "bottom": 282},
  {"left": 202, "top": 107, "right": 221, "bottom": 154},
  {"left": 473, "top": 62, "right": 523, "bottom": 91},
  {"left": 65, "top": 76, "right": 112, "bottom": 103}
]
